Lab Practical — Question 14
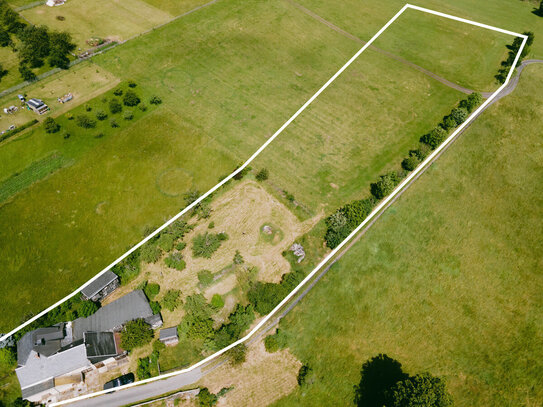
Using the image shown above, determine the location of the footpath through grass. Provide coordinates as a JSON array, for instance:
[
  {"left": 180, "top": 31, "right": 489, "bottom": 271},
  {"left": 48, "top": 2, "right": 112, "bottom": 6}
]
[{"left": 272, "top": 65, "right": 543, "bottom": 407}]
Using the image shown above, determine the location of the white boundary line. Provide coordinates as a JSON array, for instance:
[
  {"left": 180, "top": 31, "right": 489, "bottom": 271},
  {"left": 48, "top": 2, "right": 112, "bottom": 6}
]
[{"left": 4, "top": 3, "right": 525, "bottom": 405}]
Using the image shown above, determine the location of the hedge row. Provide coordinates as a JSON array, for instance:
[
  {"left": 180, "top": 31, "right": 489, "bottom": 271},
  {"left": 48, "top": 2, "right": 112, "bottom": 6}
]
[
  {"left": 0, "top": 118, "right": 38, "bottom": 142},
  {"left": 324, "top": 93, "right": 483, "bottom": 249},
  {"left": 496, "top": 31, "right": 534, "bottom": 84}
]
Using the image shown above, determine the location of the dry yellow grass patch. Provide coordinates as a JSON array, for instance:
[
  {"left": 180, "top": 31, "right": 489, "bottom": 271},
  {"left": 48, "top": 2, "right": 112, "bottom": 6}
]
[{"left": 200, "top": 341, "right": 301, "bottom": 407}]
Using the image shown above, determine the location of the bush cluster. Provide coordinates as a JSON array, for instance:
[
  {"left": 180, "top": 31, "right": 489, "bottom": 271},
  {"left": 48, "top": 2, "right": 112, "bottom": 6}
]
[
  {"left": 192, "top": 232, "right": 228, "bottom": 258},
  {"left": 496, "top": 32, "right": 534, "bottom": 83},
  {"left": 247, "top": 269, "right": 304, "bottom": 315},
  {"left": 120, "top": 319, "right": 153, "bottom": 351},
  {"left": 164, "top": 252, "right": 185, "bottom": 271},
  {"left": 43, "top": 117, "right": 60, "bottom": 133}
]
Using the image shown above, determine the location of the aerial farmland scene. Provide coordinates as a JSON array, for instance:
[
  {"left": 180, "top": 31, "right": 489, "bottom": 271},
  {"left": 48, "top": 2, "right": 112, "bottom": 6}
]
[{"left": 0, "top": 0, "right": 542, "bottom": 406}]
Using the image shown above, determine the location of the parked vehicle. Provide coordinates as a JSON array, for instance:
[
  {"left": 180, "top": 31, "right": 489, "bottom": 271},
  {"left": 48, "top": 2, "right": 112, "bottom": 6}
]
[{"left": 103, "top": 373, "right": 135, "bottom": 390}]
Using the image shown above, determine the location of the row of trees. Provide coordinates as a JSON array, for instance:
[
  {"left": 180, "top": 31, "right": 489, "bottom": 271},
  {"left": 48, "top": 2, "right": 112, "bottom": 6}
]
[
  {"left": 496, "top": 31, "right": 534, "bottom": 83},
  {"left": 324, "top": 92, "right": 483, "bottom": 249}
]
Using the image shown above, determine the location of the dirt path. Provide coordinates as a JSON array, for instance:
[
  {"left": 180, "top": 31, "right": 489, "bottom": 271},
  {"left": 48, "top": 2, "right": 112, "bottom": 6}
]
[{"left": 286, "top": 0, "right": 494, "bottom": 97}]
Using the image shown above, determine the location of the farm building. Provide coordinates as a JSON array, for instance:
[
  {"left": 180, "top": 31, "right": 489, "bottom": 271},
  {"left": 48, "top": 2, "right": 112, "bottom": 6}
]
[
  {"left": 26, "top": 98, "right": 49, "bottom": 115},
  {"left": 159, "top": 327, "right": 179, "bottom": 346},
  {"left": 80, "top": 270, "right": 119, "bottom": 302}
]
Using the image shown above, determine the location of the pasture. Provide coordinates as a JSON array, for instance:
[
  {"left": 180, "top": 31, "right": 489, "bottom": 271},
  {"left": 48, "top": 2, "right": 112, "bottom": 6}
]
[{"left": 271, "top": 65, "right": 543, "bottom": 406}]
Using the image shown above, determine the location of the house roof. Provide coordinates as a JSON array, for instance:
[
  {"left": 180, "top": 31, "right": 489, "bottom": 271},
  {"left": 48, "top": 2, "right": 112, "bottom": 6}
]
[
  {"left": 15, "top": 343, "right": 91, "bottom": 391},
  {"left": 21, "top": 378, "right": 54, "bottom": 400},
  {"left": 159, "top": 327, "right": 178, "bottom": 340},
  {"left": 80, "top": 270, "right": 118, "bottom": 299},
  {"left": 27, "top": 98, "right": 45, "bottom": 109},
  {"left": 72, "top": 290, "right": 153, "bottom": 340},
  {"left": 17, "top": 326, "right": 64, "bottom": 367},
  {"left": 84, "top": 332, "right": 117, "bottom": 362}
]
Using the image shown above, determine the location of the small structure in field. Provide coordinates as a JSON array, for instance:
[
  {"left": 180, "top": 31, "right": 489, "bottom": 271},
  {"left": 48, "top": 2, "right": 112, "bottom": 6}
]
[
  {"left": 290, "top": 243, "right": 305, "bottom": 263},
  {"left": 26, "top": 99, "right": 49, "bottom": 115},
  {"left": 262, "top": 225, "right": 273, "bottom": 235},
  {"left": 58, "top": 93, "right": 73, "bottom": 104},
  {"left": 80, "top": 270, "right": 119, "bottom": 302},
  {"left": 3, "top": 106, "right": 17, "bottom": 114},
  {"left": 159, "top": 327, "right": 179, "bottom": 346},
  {"left": 46, "top": 0, "right": 65, "bottom": 6}
]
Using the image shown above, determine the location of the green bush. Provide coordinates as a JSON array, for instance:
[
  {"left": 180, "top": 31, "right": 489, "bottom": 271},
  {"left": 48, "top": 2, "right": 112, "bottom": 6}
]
[
  {"left": 123, "top": 90, "right": 140, "bottom": 106},
  {"left": 440, "top": 116, "right": 456, "bottom": 131},
  {"left": 227, "top": 343, "right": 247, "bottom": 366},
  {"left": 197, "top": 388, "right": 218, "bottom": 407},
  {"left": 140, "top": 243, "right": 160, "bottom": 263},
  {"left": 43, "top": 117, "right": 60, "bottom": 133},
  {"left": 78, "top": 300, "right": 99, "bottom": 317},
  {"left": 0, "top": 347, "right": 17, "bottom": 369},
  {"left": 164, "top": 252, "right": 185, "bottom": 271},
  {"left": 109, "top": 98, "right": 122, "bottom": 114},
  {"left": 113, "top": 88, "right": 123, "bottom": 96},
  {"left": 95, "top": 110, "right": 107, "bottom": 120},
  {"left": 420, "top": 126, "right": 447, "bottom": 149},
  {"left": 211, "top": 294, "right": 224, "bottom": 309},
  {"left": 176, "top": 241, "right": 187, "bottom": 251},
  {"left": 112, "top": 250, "right": 141, "bottom": 284},
  {"left": 120, "top": 319, "right": 153, "bottom": 351},
  {"left": 401, "top": 154, "right": 420, "bottom": 171},
  {"left": 128, "top": 80, "right": 137, "bottom": 88},
  {"left": 213, "top": 304, "right": 255, "bottom": 349},
  {"left": 139, "top": 103, "right": 147, "bottom": 111},
  {"left": 157, "top": 233, "right": 175, "bottom": 252},
  {"left": 255, "top": 168, "right": 269, "bottom": 181},
  {"left": 161, "top": 289, "right": 181, "bottom": 311},
  {"left": 192, "top": 232, "right": 224, "bottom": 258},
  {"left": 124, "top": 110, "right": 134, "bottom": 120},
  {"left": 168, "top": 220, "right": 192, "bottom": 239},
  {"left": 370, "top": 172, "right": 403, "bottom": 200},
  {"left": 409, "top": 144, "right": 431, "bottom": 161},
  {"left": 233, "top": 250, "right": 244, "bottom": 265},
  {"left": 459, "top": 92, "right": 482, "bottom": 113},
  {"left": 264, "top": 329, "right": 288, "bottom": 353},
  {"left": 136, "top": 357, "right": 151, "bottom": 379},
  {"left": 150, "top": 95, "right": 162, "bottom": 105},
  {"left": 110, "top": 118, "right": 119, "bottom": 128},
  {"left": 144, "top": 282, "right": 161, "bottom": 300},
  {"left": 76, "top": 114, "right": 96, "bottom": 129},
  {"left": 248, "top": 270, "right": 304, "bottom": 315},
  {"left": 297, "top": 364, "right": 313, "bottom": 386},
  {"left": 449, "top": 107, "right": 468, "bottom": 126},
  {"left": 198, "top": 269, "right": 214, "bottom": 287},
  {"left": 85, "top": 104, "right": 92, "bottom": 112},
  {"left": 150, "top": 300, "right": 161, "bottom": 314}
]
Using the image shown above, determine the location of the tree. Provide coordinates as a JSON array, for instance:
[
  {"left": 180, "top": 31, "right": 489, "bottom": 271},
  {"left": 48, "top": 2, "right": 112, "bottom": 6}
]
[
  {"left": 18, "top": 64, "right": 36, "bottom": 81},
  {"left": 164, "top": 252, "right": 185, "bottom": 271},
  {"left": 109, "top": 98, "right": 122, "bottom": 114},
  {"left": 401, "top": 154, "right": 420, "bottom": 171},
  {"left": 0, "top": 63, "right": 6, "bottom": 82},
  {"left": 0, "top": 347, "right": 16, "bottom": 369},
  {"left": 354, "top": 354, "right": 408, "bottom": 407},
  {"left": 297, "top": 364, "right": 314, "bottom": 386},
  {"left": 0, "top": 28, "right": 10, "bottom": 47},
  {"left": 161, "top": 289, "right": 182, "bottom": 311},
  {"left": 227, "top": 343, "right": 247, "bottom": 366},
  {"left": 449, "top": 107, "right": 468, "bottom": 126},
  {"left": 150, "top": 95, "right": 162, "bottom": 104},
  {"left": 144, "top": 282, "right": 160, "bottom": 300},
  {"left": 78, "top": 300, "right": 99, "bottom": 317},
  {"left": 136, "top": 357, "right": 151, "bottom": 379},
  {"left": 95, "top": 110, "right": 107, "bottom": 120},
  {"left": 197, "top": 388, "right": 218, "bottom": 407},
  {"left": 192, "top": 232, "right": 224, "bottom": 258},
  {"left": 370, "top": 172, "right": 399, "bottom": 200},
  {"left": 538, "top": 1, "right": 543, "bottom": 17},
  {"left": 420, "top": 126, "right": 447, "bottom": 149},
  {"left": 386, "top": 373, "right": 453, "bottom": 407},
  {"left": 43, "top": 117, "right": 60, "bottom": 133},
  {"left": 255, "top": 168, "right": 269, "bottom": 181},
  {"left": 140, "top": 243, "right": 160, "bottom": 263},
  {"left": 233, "top": 250, "right": 244, "bottom": 265},
  {"left": 459, "top": 92, "right": 482, "bottom": 113},
  {"left": 76, "top": 114, "right": 97, "bottom": 129},
  {"left": 197, "top": 269, "right": 214, "bottom": 286},
  {"left": 123, "top": 90, "right": 140, "bottom": 106},
  {"left": 120, "top": 319, "right": 153, "bottom": 351}
]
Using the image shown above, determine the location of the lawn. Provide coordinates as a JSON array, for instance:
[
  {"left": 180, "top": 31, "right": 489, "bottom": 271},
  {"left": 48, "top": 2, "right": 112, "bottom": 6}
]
[
  {"left": 271, "top": 65, "right": 543, "bottom": 406},
  {"left": 0, "top": 44, "right": 54, "bottom": 93}
]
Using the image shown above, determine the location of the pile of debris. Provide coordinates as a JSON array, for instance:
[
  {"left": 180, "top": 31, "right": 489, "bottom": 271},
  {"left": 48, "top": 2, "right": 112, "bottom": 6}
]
[{"left": 290, "top": 243, "right": 305, "bottom": 263}]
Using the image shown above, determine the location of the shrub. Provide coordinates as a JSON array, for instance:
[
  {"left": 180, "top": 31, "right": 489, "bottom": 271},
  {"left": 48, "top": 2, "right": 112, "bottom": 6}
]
[
  {"left": 208, "top": 221, "right": 215, "bottom": 229},
  {"left": 218, "top": 232, "right": 229, "bottom": 241},
  {"left": 63, "top": 132, "right": 70, "bottom": 139},
  {"left": 370, "top": 172, "right": 401, "bottom": 200},
  {"left": 233, "top": 250, "right": 244, "bottom": 265},
  {"left": 180, "top": 313, "right": 214, "bottom": 339},
  {"left": 19, "top": 64, "right": 36, "bottom": 81},
  {"left": 161, "top": 289, "right": 182, "bottom": 311},
  {"left": 449, "top": 107, "right": 468, "bottom": 126},
  {"left": 0, "top": 347, "right": 17, "bottom": 369},
  {"left": 150, "top": 301, "right": 161, "bottom": 314},
  {"left": 164, "top": 252, "right": 185, "bottom": 271},
  {"left": 168, "top": 219, "right": 192, "bottom": 239},
  {"left": 264, "top": 329, "right": 288, "bottom": 353},
  {"left": 85, "top": 104, "right": 92, "bottom": 112},
  {"left": 176, "top": 241, "right": 187, "bottom": 251},
  {"left": 78, "top": 300, "right": 99, "bottom": 317},
  {"left": 401, "top": 154, "right": 420, "bottom": 171},
  {"left": 441, "top": 115, "right": 456, "bottom": 131},
  {"left": 124, "top": 110, "right": 134, "bottom": 120},
  {"left": 144, "top": 283, "right": 161, "bottom": 300},
  {"left": 210, "top": 294, "right": 224, "bottom": 309},
  {"left": 410, "top": 144, "right": 431, "bottom": 161},
  {"left": 157, "top": 233, "right": 175, "bottom": 251},
  {"left": 197, "top": 388, "right": 217, "bottom": 407},
  {"left": 111, "top": 250, "right": 141, "bottom": 284},
  {"left": 136, "top": 357, "right": 151, "bottom": 379},
  {"left": 76, "top": 114, "right": 96, "bottom": 129},
  {"left": 297, "top": 365, "right": 313, "bottom": 386},
  {"left": 94, "top": 133, "right": 104, "bottom": 139},
  {"left": 255, "top": 168, "right": 269, "bottom": 181},
  {"left": 227, "top": 343, "right": 247, "bottom": 366},
  {"left": 66, "top": 113, "right": 73, "bottom": 120},
  {"left": 43, "top": 117, "right": 60, "bottom": 133},
  {"left": 95, "top": 110, "right": 107, "bottom": 120},
  {"left": 285, "top": 191, "right": 295, "bottom": 202},
  {"left": 113, "top": 88, "right": 123, "bottom": 96},
  {"left": 123, "top": 90, "right": 140, "bottom": 106},
  {"left": 150, "top": 95, "right": 162, "bottom": 105},
  {"left": 139, "top": 103, "right": 147, "bottom": 111},
  {"left": 213, "top": 305, "right": 255, "bottom": 348},
  {"left": 128, "top": 80, "right": 137, "bottom": 88},
  {"left": 120, "top": 319, "right": 153, "bottom": 351},
  {"left": 420, "top": 126, "right": 447, "bottom": 149},
  {"left": 110, "top": 118, "right": 119, "bottom": 128},
  {"left": 459, "top": 92, "right": 482, "bottom": 113},
  {"left": 198, "top": 269, "right": 214, "bottom": 286},
  {"left": 192, "top": 233, "right": 224, "bottom": 258},
  {"left": 140, "top": 244, "right": 160, "bottom": 263},
  {"left": 109, "top": 98, "right": 122, "bottom": 114}
]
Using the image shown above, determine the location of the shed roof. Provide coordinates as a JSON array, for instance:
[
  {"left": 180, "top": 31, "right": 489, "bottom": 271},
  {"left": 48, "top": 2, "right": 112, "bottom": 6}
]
[
  {"left": 159, "top": 327, "right": 178, "bottom": 340},
  {"left": 17, "top": 326, "right": 64, "bottom": 366},
  {"left": 72, "top": 290, "right": 153, "bottom": 340},
  {"left": 27, "top": 98, "right": 44, "bottom": 108},
  {"left": 80, "top": 270, "right": 118, "bottom": 299},
  {"left": 84, "top": 331, "right": 117, "bottom": 361}
]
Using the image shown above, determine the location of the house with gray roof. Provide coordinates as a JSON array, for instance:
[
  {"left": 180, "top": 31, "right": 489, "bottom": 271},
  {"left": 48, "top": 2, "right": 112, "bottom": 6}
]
[
  {"left": 159, "top": 327, "right": 178, "bottom": 346},
  {"left": 80, "top": 270, "right": 119, "bottom": 302}
]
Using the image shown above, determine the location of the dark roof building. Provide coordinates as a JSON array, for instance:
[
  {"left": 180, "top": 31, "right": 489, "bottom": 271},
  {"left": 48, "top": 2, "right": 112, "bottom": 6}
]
[
  {"left": 80, "top": 270, "right": 119, "bottom": 302},
  {"left": 159, "top": 327, "right": 178, "bottom": 346},
  {"left": 26, "top": 98, "right": 49, "bottom": 114}
]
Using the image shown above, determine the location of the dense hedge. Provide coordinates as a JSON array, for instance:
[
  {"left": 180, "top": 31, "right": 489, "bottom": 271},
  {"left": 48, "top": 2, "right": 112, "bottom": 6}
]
[
  {"left": 0, "top": 119, "right": 38, "bottom": 142},
  {"left": 247, "top": 269, "right": 304, "bottom": 315},
  {"left": 496, "top": 31, "right": 534, "bottom": 83}
]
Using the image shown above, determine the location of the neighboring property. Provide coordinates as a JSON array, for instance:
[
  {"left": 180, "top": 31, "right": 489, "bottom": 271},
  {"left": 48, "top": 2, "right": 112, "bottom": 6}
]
[
  {"left": 46, "top": 0, "right": 66, "bottom": 6},
  {"left": 26, "top": 98, "right": 49, "bottom": 115},
  {"left": 159, "top": 327, "right": 178, "bottom": 346},
  {"left": 80, "top": 270, "right": 120, "bottom": 302},
  {"left": 15, "top": 290, "right": 162, "bottom": 404}
]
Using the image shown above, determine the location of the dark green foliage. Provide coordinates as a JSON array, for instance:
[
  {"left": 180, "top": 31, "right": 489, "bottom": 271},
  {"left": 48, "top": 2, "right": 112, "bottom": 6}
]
[
  {"left": 232, "top": 163, "right": 251, "bottom": 180},
  {"left": 255, "top": 168, "right": 269, "bottom": 181},
  {"left": 157, "top": 233, "right": 175, "bottom": 251},
  {"left": 0, "top": 119, "right": 38, "bottom": 143},
  {"left": 144, "top": 282, "right": 160, "bottom": 300},
  {"left": 140, "top": 243, "right": 160, "bottom": 263},
  {"left": 76, "top": 114, "right": 97, "bottom": 129},
  {"left": 449, "top": 107, "right": 468, "bottom": 126},
  {"left": 354, "top": 354, "right": 408, "bottom": 407},
  {"left": 43, "top": 117, "right": 60, "bottom": 134},
  {"left": 386, "top": 373, "right": 453, "bottom": 407},
  {"left": 325, "top": 197, "right": 377, "bottom": 249},
  {"left": 150, "top": 301, "right": 161, "bottom": 314},
  {"left": 168, "top": 219, "right": 192, "bottom": 239},
  {"left": 227, "top": 343, "right": 247, "bottom": 366},
  {"left": 112, "top": 250, "right": 141, "bottom": 284},
  {"left": 95, "top": 110, "right": 107, "bottom": 121},
  {"left": 297, "top": 364, "right": 314, "bottom": 386},
  {"left": 150, "top": 95, "right": 162, "bottom": 104},
  {"left": 176, "top": 241, "right": 187, "bottom": 251},
  {"left": 264, "top": 328, "right": 288, "bottom": 353},
  {"left": 285, "top": 191, "right": 295, "bottom": 202},
  {"left": 213, "top": 304, "right": 255, "bottom": 349},
  {"left": 192, "top": 232, "right": 224, "bottom": 258},
  {"left": 420, "top": 126, "right": 447, "bottom": 149},
  {"left": 180, "top": 314, "right": 214, "bottom": 340},
  {"left": 183, "top": 189, "right": 200, "bottom": 205},
  {"left": 0, "top": 28, "right": 10, "bottom": 47},
  {"left": 210, "top": 294, "right": 224, "bottom": 309},
  {"left": 120, "top": 319, "right": 153, "bottom": 351},
  {"left": 233, "top": 250, "right": 244, "bottom": 265},
  {"left": 78, "top": 300, "right": 99, "bottom": 317},
  {"left": 113, "top": 88, "right": 123, "bottom": 96},
  {"left": 459, "top": 92, "right": 482, "bottom": 113},
  {"left": 496, "top": 32, "right": 534, "bottom": 83},
  {"left": 409, "top": 144, "right": 431, "bottom": 161},
  {"left": 136, "top": 357, "right": 151, "bottom": 379},
  {"left": 139, "top": 103, "right": 147, "bottom": 111},
  {"left": 248, "top": 269, "right": 304, "bottom": 315},
  {"left": 123, "top": 90, "right": 140, "bottom": 106},
  {"left": 18, "top": 64, "right": 36, "bottom": 81},
  {"left": 109, "top": 98, "right": 122, "bottom": 114},
  {"left": 124, "top": 110, "right": 134, "bottom": 120},
  {"left": 370, "top": 172, "right": 402, "bottom": 200},
  {"left": 197, "top": 388, "right": 218, "bottom": 407},
  {"left": 47, "top": 31, "right": 75, "bottom": 69},
  {"left": 0, "top": 347, "right": 16, "bottom": 369},
  {"left": 164, "top": 252, "right": 185, "bottom": 271},
  {"left": 109, "top": 118, "right": 119, "bottom": 128},
  {"left": 85, "top": 104, "right": 92, "bottom": 112},
  {"left": 401, "top": 154, "right": 420, "bottom": 171},
  {"left": 198, "top": 269, "right": 214, "bottom": 287},
  {"left": 161, "top": 289, "right": 182, "bottom": 311},
  {"left": 440, "top": 115, "right": 456, "bottom": 131},
  {"left": 208, "top": 221, "right": 214, "bottom": 229},
  {"left": 128, "top": 80, "right": 137, "bottom": 88}
]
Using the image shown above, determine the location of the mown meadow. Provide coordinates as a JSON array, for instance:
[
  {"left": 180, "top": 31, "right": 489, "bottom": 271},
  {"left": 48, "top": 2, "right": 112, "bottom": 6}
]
[{"left": 271, "top": 65, "right": 543, "bottom": 407}]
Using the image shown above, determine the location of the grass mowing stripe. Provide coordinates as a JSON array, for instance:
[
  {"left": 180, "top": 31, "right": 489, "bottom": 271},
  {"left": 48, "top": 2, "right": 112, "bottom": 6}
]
[{"left": 0, "top": 153, "right": 70, "bottom": 204}]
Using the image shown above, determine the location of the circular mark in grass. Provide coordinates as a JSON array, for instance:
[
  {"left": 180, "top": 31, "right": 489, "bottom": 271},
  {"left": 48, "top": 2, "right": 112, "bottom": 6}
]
[
  {"left": 259, "top": 223, "right": 284, "bottom": 246},
  {"left": 156, "top": 168, "right": 194, "bottom": 197},
  {"left": 161, "top": 67, "right": 194, "bottom": 91}
]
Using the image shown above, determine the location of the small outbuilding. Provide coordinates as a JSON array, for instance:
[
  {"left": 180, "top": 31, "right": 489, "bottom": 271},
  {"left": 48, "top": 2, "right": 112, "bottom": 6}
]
[
  {"left": 26, "top": 98, "right": 49, "bottom": 115},
  {"left": 80, "top": 270, "right": 119, "bottom": 302},
  {"left": 159, "top": 327, "right": 178, "bottom": 346}
]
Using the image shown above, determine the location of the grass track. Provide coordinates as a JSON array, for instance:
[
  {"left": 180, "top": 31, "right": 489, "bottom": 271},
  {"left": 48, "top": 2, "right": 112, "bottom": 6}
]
[{"left": 272, "top": 65, "right": 543, "bottom": 407}]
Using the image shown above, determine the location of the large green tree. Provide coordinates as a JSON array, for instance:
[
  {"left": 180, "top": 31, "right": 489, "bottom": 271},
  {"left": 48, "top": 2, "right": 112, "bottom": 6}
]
[
  {"left": 120, "top": 319, "right": 153, "bottom": 351},
  {"left": 386, "top": 373, "right": 453, "bottom": 407}
]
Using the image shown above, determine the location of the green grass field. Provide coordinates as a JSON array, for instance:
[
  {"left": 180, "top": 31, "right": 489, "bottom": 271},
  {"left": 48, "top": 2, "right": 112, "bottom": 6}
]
[{"left": 272, "top": 65, "right": 543, "bottom": 407}]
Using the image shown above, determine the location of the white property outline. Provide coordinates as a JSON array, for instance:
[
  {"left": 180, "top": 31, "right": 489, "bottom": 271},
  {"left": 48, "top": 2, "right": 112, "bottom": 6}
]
[{"left": 1, "top": 3, "right": 526, "bottom": 405}]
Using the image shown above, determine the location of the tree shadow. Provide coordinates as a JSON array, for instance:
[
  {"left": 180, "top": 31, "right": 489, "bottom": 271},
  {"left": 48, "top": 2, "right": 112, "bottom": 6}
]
[
  {"left": 532, "top": 8, "right": 543, "bottom": 17},
  {"left": 353, "top": 354, "right": 408, "bottom": 407}
]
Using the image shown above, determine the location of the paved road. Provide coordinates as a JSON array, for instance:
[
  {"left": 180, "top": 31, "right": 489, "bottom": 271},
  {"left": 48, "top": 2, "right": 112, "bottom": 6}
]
[
  {"left": 286, "top": 0, "right": 494, "bottom": 97},
  {"left": 61, "top": 58, "right": 543, "bottom": 407}
]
